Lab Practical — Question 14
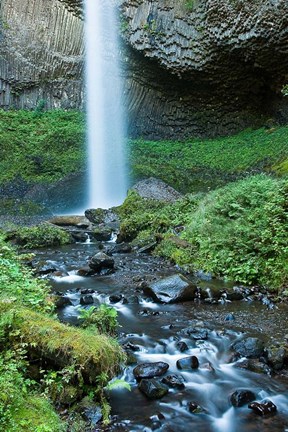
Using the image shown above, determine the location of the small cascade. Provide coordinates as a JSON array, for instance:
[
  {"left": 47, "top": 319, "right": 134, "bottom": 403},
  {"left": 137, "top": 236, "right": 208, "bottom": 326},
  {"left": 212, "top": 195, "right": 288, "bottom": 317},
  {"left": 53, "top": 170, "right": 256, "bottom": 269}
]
[{"left": 84, "top": 0, "right": 127, "bottom": 209}]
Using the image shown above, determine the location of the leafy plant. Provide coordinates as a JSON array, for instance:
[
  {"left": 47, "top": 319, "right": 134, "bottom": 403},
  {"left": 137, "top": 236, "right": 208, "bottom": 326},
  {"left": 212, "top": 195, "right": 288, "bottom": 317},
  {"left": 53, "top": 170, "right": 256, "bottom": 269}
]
[
  {"left": 11, "top": 224, "right": 71, "bottom": 249},
  {"left": 78, "top": 304, "right": 119, "bottom": 336}
]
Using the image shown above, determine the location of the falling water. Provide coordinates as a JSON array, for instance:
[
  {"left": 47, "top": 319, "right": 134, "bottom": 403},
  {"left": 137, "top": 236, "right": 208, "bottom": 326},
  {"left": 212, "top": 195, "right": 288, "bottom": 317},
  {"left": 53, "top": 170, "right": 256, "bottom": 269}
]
[{"left": 84, "top": 0, "right": 127, "bottom": 209}]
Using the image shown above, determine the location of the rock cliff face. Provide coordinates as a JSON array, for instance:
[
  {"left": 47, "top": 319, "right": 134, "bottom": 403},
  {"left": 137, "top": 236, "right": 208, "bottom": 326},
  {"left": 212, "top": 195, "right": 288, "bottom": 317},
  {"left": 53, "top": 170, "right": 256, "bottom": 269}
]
[
  {"left": 121, "top": 0, "right": 288, "bottom": 138},
  {"left": 0, "top": 0, "right": 287, "bottom": 138},
  {"left": 0, "top": 0, "right": 84, "bottom": 109}
]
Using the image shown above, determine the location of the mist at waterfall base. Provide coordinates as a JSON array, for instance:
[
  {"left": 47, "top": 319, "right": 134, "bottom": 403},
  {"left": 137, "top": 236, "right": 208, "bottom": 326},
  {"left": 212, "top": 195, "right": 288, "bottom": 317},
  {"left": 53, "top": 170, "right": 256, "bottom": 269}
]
[{"left": 84, "top": 0, "right": 127, "bottom": 211}]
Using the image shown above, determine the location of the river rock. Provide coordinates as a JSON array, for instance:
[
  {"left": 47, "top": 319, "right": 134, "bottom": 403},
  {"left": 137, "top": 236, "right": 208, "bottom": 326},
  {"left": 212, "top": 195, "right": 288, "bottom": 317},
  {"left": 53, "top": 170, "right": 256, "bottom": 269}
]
[
  {"left": 161, "top": 374, "right": 185, "bottom": 389},
  {"left": 234, "top": 358, "right": 271, "bottom": 375},
  {"left": 143, "top": 274, "right": 196, "bottom": 304},
  {"left": 80, "top": 295, "right": 94, "bottom": 305},
  {"left": 176, "top": 356, "right": 199, "bottom": 370},
  {"left": 133, "top": 362, "right": 169, "bottom": 381},
  {"left": 48, "top": 216, "right": 90, "bottom": 227},
  {"left": 109, "top": 294, "right": 123, "bottom": 304},
  {"left": 176, "top": 341, "right": 189, "bottom": 352},
  {"left": 55, "top": 295, "right": 73, "bottom": 309},
  {"left": 71, "top": 231, "right": 89, "bottom": 243},
  {"left": 89, "top": 252, "right": 115, "bottom": 271},
  {"left": 232, "top": 337, "right": 265, "bottom": 359},
  {"left": 230, "top": 390, "right": 256, "bottom": 407},
  {"left": 181, "top": 327, "right": 209, "bottom": 340},
  {"left": 265, "top": 344, "right": 288, "bottom": 370},
  {"left": 248, "top": 400, "right": 277, "bottom": 416},
  {"left": 188, "top": 402, "right": 203, "bottom": 414},
  {"left": 138, "top": 379, "right": 169, "bottom": 400},
  {"left": 77, "top": 266, "right": 96, "bottom": 277},
  {"left": 131, "top": 178, "right": 182, "bottom": 203},
  {"left": 91, "top": 226, "right": 112, "bottom": 241},
  {"left": 107, "top": 243, "right": 132, "bottom": 254}
]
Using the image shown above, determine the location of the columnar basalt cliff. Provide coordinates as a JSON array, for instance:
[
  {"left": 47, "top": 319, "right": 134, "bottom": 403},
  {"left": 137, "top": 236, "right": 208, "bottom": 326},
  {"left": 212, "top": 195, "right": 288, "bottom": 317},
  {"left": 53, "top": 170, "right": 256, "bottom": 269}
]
[
  {"left": 0, "top": 0, "right": 287, "bottom": 138},
  {"left": 0, "top": 0, "right": 84, "bottom": 109},
  {"left": 120, "top": 0, "right": 288, "bottom": 138}
]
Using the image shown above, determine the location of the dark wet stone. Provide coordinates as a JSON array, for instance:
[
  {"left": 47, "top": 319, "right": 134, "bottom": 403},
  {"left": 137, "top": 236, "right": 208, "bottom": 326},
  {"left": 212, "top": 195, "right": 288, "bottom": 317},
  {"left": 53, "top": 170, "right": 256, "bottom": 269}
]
[
  {"left": 76, "top": 397, "right": 103, "bottom": 425},
  {"left": 188, "top": 402, "right": 203, "bottom": 413},
  {"left": 143, "top": 274, "right": 196, "bottom": 304},
  {"left": 77, "top": 266, "right": 95, "bottom": 277},
  {"left": 137, "top": 242, "right": 157, "bottom": 254},
  {"left": 127, "top": 295, "right": 140, "bottom": 304},
  {"left": 248, "top": 400, "right": 277, "bottom": 416},
  {"left": 80, "top": 295, "right": 94, "bottom": 305},
  {"left": 200, "top": 362, "right": 215, "bottom": 372},
  {"left": 181, "top": 327, "right": 209, "bottom": 340},
  {"left": 108, "top": 243, "right": 132, "bottom": 254},
  {"left": 55, "top": 295, "right": 73, "bottom": 309},
  {"left": 266, "top": 345, "right": 287, "bottom": 370},
  {"left": 161, "top": 374, "right": 185, "bottom": 389},
  {"left": 89, "top": 252, "right": 115, "bottom": 271},
  {"left": 230, "top": 390, "right": 256, "bottom": 407},
  {"left": 71, "top": 231, "right": 88, "bottom": 243},
  {"left": 123, "top": 342, "right": 141, "bottom": 352},
  {"left": 92, "top": 226, "right": 112, "bottom": 241},
  {"left": 33, "top": 261, "right": 57, "bottom": 275},
  {"left": 133, "top": 362, "right": 169, "bottom": 380},
  {"left": 79, "top": 288, "right": 95, "bottom": 294},
  {"left": 176, "top": 356, "right": 199, "bottom": 370},
  {"left": 138, "top": 379, "right": 169, "bottom": 399},
  {"left": 234, "top": 358, "right": 271, "bottom": 374},
  {"left": 109, "top": 294, "right": 123, "bottom": 304},
  {"left": 232, "top": 337, "right": 265, "bottom": 358},
  {"left": 176, "top": 341, "right": 189, "bottom": 352}
]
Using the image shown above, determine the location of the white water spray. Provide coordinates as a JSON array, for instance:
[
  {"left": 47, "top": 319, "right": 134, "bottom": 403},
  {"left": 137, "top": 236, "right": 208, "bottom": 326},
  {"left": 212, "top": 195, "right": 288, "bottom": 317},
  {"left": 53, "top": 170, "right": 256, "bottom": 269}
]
[{"left": 84, "top": 0, "right": 127, "bottom": 209}]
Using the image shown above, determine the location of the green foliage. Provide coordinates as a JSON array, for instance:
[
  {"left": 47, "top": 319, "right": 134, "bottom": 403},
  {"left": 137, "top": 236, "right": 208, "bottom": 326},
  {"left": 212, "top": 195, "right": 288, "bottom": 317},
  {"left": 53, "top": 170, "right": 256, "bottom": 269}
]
[
  {"left": 0, "top": 351, "right": 65, "bottom": 432},
  {"left": 0, "top": 109, "right": 85, "bottom": 184},
  {"left": 118, "top": 176, "right": 288, "bottom": 292},
  {"left": 130, "top": 126, "right": 288, "bottom": 193},
  {"left": 78, "top": 304, "right": 119, "bottom": 337},
  {"left": 281, "top": 84, "right": 288, "bottom": 96},
  {"left": 11, "top": 223, "right": 71, "bottom": 248},
  {"left": 0, "top": 235, "right": 53, "bottom": 311}
]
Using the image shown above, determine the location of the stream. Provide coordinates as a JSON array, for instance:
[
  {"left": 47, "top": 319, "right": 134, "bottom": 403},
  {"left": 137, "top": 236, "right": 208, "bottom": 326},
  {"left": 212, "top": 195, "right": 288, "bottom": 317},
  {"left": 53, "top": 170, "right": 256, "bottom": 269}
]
[{"left": 33, "top": 238, "right": 288, "bottom": 432}]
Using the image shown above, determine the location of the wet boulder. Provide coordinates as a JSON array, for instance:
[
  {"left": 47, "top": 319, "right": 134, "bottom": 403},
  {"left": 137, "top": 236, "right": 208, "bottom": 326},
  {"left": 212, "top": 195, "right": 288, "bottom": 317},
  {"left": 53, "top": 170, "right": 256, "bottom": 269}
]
[
  {"left": 265, "top": 344, "right": 288, "bottom": 370},
  {"left": 77, "top": 266, "right": 96, "bottom": 277},
  {"left": 80, "top": 295, "right": 94, "bottom": 305},
  {"left": 138, "top": 379, "right": 169, "bottom": 399},
  {"left": 161, "top": 374, "right": 185, "bottom": 389},
  {"left": 188, "top": 402, "right": 203, "bottom": 414},
  {"left": 107, "top": 243, "right": 132, "bottom": 254},
  {"left": 55, "top": 295, "right": 73, "bottom": 309},
  {"left": 91, "top": 226, "right": 112, "bottom": 241},
  {"left": 143, "top": 274, "right": 196, "bottom": 304},
  {"left": 133, "top": 362, "right": 169, "bottom": 381},
  {"left": 88, "top": 252, "right": 114, "bottom": 272},
  {"left": 230, "top": 390, "right": 256, "bottom": 407},
  {"left": 176, "top": 356, "right": 199, "bottom": 370},
  {"left": 232, "top": 337, "right": 265, "bottom": 359},
  {"left": 248, "top": 400, "right": 277, "bottom": 416},
  {"left": 48, "top": 216, "right": 90, "bottom": 228},
  {"left": 176, "top": 341, "right": 189, "bottom": 352},
  {"left": 234, "top": 358, "right": 271, "bottom": 375},
  {"left": 181, "top": 327, "right": 209, "bottom": 340}
]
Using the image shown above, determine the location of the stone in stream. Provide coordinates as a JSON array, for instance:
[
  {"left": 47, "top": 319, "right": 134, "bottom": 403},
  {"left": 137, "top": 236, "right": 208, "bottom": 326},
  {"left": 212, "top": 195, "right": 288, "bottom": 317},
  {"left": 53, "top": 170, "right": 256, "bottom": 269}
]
[
  {"left": 80, "top": 295, "right": 94, "bottom": 305},
  {"left": 176, "top": 341, "right": 189, "bottom": 352},
  {"left": 91, "top": 226, "right": 112, "bottom": 241},
  {"left": 88, "top": 252, "right": 114, "bottom": 272},
  {"left": 248, "top": 400, "right": 277, "bottom": 416},
  {"left": 230, "top": 390, "right": 256, "bottom": 407},
  {"left": 161, "top": 374, "right": 185, "bottom": 389},
  {"left": 232, "top": 337, "right": 265, "bottom": 358},
  {"left": 138, "top": 379, "right": 169, "bottom": 399},
  {"left": 181, "top": 327, "right": 209, "bottom": 340},
  {"left": 176, "top": 356, "right": 199, "bottom": 370},
  {"left": 187, "top": 402, "right": 203, "bottom": 414},
  {"left": 133, "top": 362, "right": 169, "bottom": 381},
  {"left": 109, "top": 294, "right": 123, "bottom": 304},
  {"left": 55, "top": 295, "right": 73, "bottom": 309},
  {"left": 265, "top": 344, "right": 287, "bottom": 370},
  {"left": 77, "top": 266, "right": 96, "bottom": 277},
  {"left": 143, "top": 274, "right": 197, "bottom": 303}
]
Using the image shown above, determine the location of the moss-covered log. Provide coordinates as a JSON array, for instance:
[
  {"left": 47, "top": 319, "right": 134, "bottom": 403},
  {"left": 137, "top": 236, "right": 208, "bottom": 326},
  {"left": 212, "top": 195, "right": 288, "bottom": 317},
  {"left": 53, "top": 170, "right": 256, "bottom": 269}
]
[{"left": 0, "top": 303, "right": 125, "bottom": 384}]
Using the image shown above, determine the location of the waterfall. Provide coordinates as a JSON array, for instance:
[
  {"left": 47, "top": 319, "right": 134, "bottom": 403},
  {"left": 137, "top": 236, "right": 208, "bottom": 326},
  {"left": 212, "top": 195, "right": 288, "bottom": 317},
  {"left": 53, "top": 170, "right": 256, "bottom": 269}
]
[{"left": 84, "top": 0, "right": 127, "bottom": 209}]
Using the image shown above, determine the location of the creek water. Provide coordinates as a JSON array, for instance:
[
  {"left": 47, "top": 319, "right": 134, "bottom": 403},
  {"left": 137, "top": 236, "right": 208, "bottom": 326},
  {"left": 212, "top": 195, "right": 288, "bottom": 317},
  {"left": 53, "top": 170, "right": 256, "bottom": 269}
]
[
  {"left": 84, "top": 0, "right": 127, "bottom": 210},
  {"left": 35, "top": 240, "right": 288, "bottom": 432}
]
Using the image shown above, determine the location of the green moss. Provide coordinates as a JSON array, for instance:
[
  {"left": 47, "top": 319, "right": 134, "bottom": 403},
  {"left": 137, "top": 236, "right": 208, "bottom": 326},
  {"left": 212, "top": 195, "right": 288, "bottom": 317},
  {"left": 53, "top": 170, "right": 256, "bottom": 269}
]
[
  {"left": 130, "top": 126, "right": 288, "bottom": 193},
  {"left": 0, "top": 109, "right": 85, "bottom": 184},
  {"left": 9, "top": 223, "right": 72, "bottom": 249},
  {"left": 118, "top": 175, "right": 288, "bottom": 292}
]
